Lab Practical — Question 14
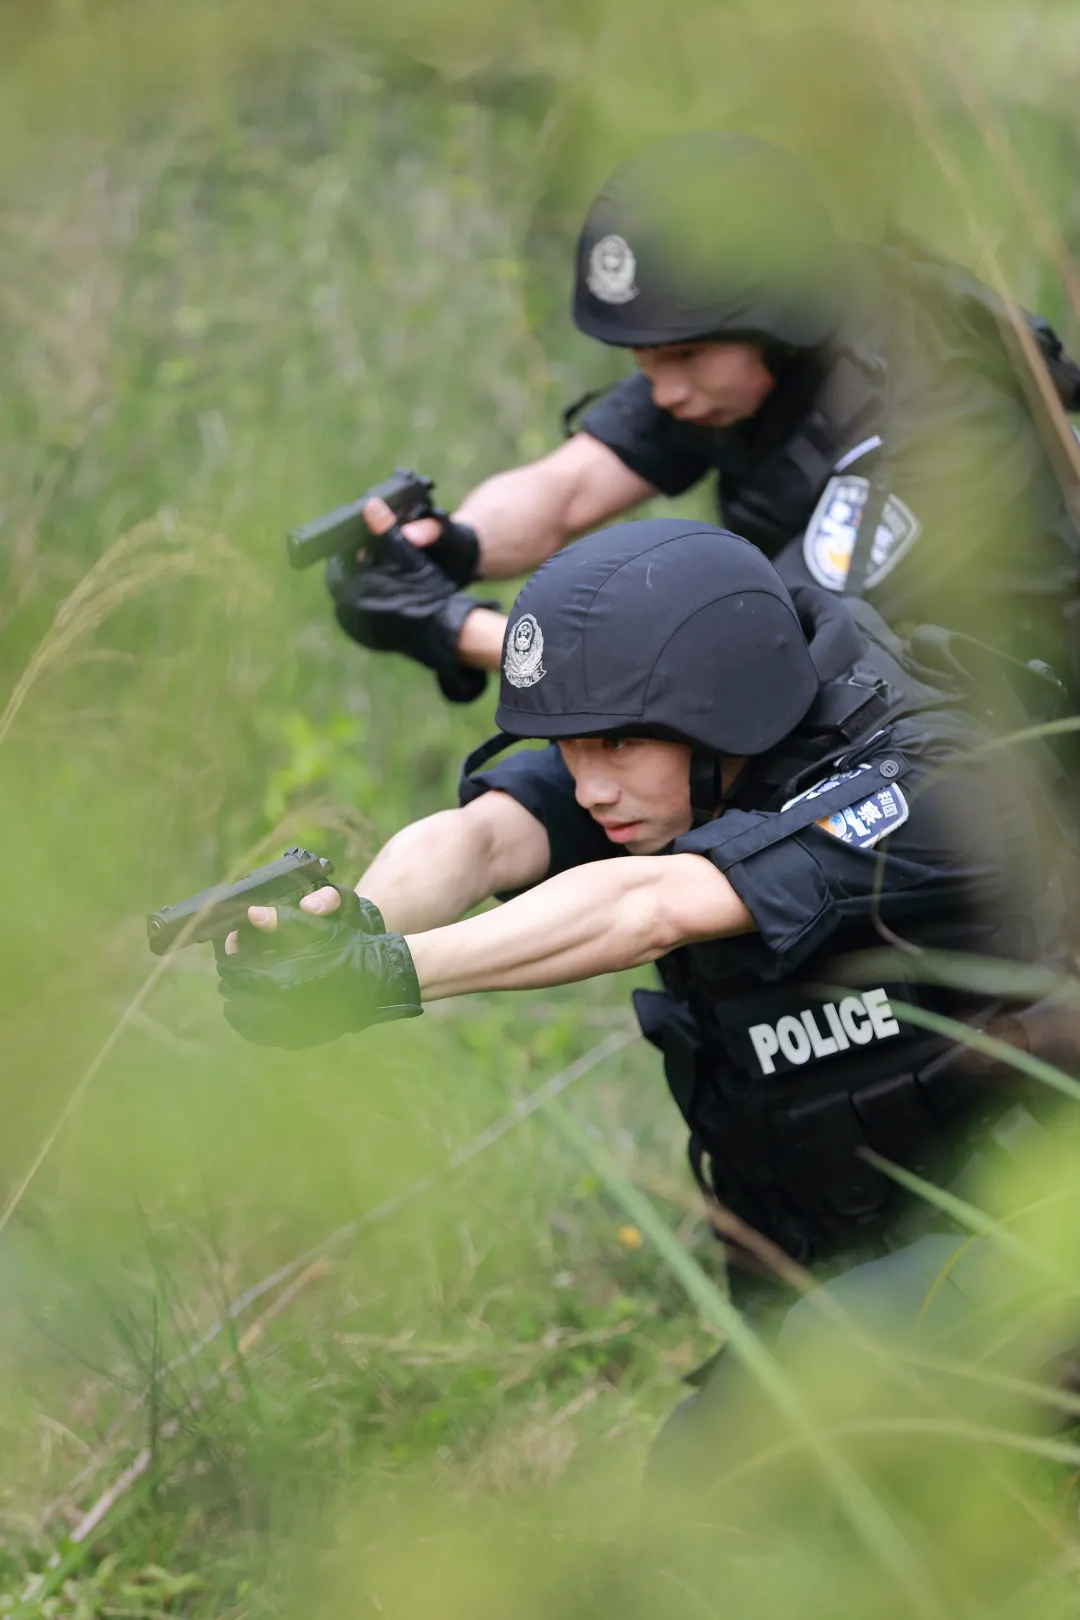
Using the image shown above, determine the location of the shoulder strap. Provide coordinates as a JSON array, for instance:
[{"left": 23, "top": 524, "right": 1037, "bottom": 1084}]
[
  {"left": 562, "top": 387, "right": 612, "bottom": 439},
  {"left": 842, "top": 471, "right": 890, "bottom": 600},
  {"left": 674, "top": 754, "right": 904, "bottom": 870},
  {"left": 785, "top": 348, "right": 886, "bottom": 497},
  {"left": 458, "top": 732, "right": 519, "bottom": 802}
]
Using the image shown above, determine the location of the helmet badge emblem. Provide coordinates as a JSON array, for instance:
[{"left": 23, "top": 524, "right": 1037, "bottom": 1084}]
[
  {"left": 504, "top": 614, "right": 546, "bottom": 688},
  {"left": 587, "top": 234, "right": 640, "bottom": 305}
]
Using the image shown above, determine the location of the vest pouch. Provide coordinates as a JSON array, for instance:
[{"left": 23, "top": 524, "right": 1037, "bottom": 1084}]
[
  {"left": 702, "top": 982, "right": 955, "bottom": 1244},
  {"left": 634, "top": 978, "right": 1013, "bottom": 1263},
  {"left": 632, "top": 988, "right": 704, "bottom": 1126}
]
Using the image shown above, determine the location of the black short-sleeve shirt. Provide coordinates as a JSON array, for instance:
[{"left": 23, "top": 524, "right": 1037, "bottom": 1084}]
[
  {"left": 580, "top": 371, "right": 719, "bottom": 498},
  {"left": 462, "top": 741, "right": 618, "bottom": 878}
]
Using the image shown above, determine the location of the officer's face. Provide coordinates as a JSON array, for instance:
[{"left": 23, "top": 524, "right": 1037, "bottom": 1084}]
[
  {"left": 557, "top": 737, "right": 694, "bottom": 854},
  {"left": 632, "top": 341, "right": 776, "bottom": 427}
]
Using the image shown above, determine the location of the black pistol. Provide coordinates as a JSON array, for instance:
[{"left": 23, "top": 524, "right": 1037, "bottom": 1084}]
[
  {"left": 147, "top": 847, "right": 335, "bottom": 955},
  {"left": 286, "top": 467, "right": 436, "bottom": 571}
]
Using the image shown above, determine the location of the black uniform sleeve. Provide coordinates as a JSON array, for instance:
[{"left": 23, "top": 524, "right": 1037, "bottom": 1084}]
[
  {"left": 579, "top": 374, "right": 714, "bottom": 497},
  {"left": 674, "top": 747, "right": 1042, "bottom": 980},
  {"left": 460, "top": 742, "right": 619, "bottom": 881}
]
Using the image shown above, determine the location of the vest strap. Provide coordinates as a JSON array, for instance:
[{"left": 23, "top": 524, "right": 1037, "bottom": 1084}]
[
  {"left": 674, "top": 754, "right": 904, "bottom": 870},
  {"left": 458, "top": 731, "right": 520, "bottom": 803}
]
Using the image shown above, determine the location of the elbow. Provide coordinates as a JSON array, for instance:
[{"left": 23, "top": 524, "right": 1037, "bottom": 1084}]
[
  {"left": 620, "top": 871, "right": 690, "bottom": 965},
  {"left": 648, "top": 895, "right": 694, "bottom": 960},
  {"left": 624, "top": 855, "right": 749, "bottom": 958},
  {"left": 461, "top": 792, "right": 547, "bottom": 895}
]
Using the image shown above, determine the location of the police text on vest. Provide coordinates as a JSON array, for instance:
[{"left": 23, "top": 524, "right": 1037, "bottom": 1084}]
[{"left": 748, "top": 989, "right": 901, "bottom": 1076}]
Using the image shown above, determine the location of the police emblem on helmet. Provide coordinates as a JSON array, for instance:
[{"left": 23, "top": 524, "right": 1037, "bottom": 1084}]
[
  {"left": 586, "top": 234, "right": 639, "bottom": 305},
  {"left": 504, "top": 614, "right": 546, "bottom": 688}
]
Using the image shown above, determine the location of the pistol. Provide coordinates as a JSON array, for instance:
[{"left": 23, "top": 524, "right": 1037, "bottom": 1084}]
[
  {"left": 147, "top": 847, "right": 335, "bottom": 956},
  {"left": 286, "top": 467, "right": 436, "bottom": 571}
]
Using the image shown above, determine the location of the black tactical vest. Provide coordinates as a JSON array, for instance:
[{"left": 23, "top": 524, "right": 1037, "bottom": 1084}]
[
  {"left": 718, "top": 347, "right": 884, "bottom": 560},
  {"left": 636, "top": 959, "right": 1011, "bottom": 1267},
  {"left": 637, "top": 607, "right": 1061, "bottom": 1266},
  {"left": 461, "top": 597, "right": 1067, "bottom": 1266}
]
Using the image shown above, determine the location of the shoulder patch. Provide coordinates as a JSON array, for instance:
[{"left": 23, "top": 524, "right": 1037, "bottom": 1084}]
[
  {"left": 803, "top": 474, "right": 922, "bottom": 592},
  {"left": 782, "top": 763, "right": 874, "bottom": 811},
  {"left": 814, "top": 785, "right": 909, "bottom": 848},
  {"left": 784, "top": 767, "right": 909, "bottom": 850}
]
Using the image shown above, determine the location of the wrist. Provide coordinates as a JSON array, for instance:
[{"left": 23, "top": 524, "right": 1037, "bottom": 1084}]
[
  {"left": 362, "top": 931, "right": 424, "bottom": 1026},
  {"left": 404, "top": 929, "right": 454, "bottom": 1002},
  {"left": 427, "top": 514, "right": 482, "bottom": 586},
  {"left": 455, "top": 607, "right": 507, "bottom": 672}
]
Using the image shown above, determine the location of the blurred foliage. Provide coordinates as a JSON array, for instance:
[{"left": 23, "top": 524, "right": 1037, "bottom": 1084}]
[{"left": 1, "top": 1, "right": 1080, "bottom": 1617}]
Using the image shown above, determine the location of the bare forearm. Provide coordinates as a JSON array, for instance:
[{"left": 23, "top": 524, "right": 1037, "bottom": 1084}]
[
  {"left": 455, "top": 467, "right": 576, "bottom": 579},
  {"left": 456, "top": 607, "right": 507, "bottom": 672},
  {"left": 354, "top": 814, "right": 492, "bottom": 935},
  {"left": 407, "top": 855, "right": 753, "bottom": 1000},
  {"left": 354, "top": 795, "right": 550, "bottom": 935},
  {"left": 455, "top": 436, "right": 656, "bottom": 581},
  {"left": 450, "top": 438, "right": 658, "bottom": 670}
]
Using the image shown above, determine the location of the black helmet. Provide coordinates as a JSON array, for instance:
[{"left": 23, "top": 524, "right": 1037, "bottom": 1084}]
[
  {"left": 496, "top": 518, "right": 821, "bottom": 760},
  {"left": 572, "top": 131, "right": 843, "bottom": 351}
]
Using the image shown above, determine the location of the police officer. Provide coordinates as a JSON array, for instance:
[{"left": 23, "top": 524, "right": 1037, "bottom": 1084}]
[
  {"left": 333, "top": 129, "right": 1080, "bottom": 701},
  {"left": 221, "top": 519, "right": 1069, "bottom": 1395}
]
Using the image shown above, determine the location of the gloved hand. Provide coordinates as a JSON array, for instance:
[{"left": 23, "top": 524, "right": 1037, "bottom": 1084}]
[
  {"left": 326, "top": 526, "right": 496, "bottom": 704},
  {"left": 216, "top": 886, "right": 422, "bottom": 1049},
  {"left": 424, "top": 511, "right": 481, "bottom": 587}
]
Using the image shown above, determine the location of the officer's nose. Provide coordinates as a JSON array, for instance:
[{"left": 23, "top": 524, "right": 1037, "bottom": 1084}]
[
  {"left": 571, "top": 765, "right": 620, "bottom": 814},
  {"left": 647, "top": 365, "right": 690, "bottom": 414},
  {"left": 558, "top": 740, "right": 621, "bottom": 812}
]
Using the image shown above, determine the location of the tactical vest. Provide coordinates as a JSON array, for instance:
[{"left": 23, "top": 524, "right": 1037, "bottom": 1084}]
[
  {"left": 460, "top": 604, "right": 1067, "bottom": 1267},
  {"left": 642, "top": 615, "right": 1064, "bottom": 1266},
  {"left": 633, "top": 971, "right": 1003, "bottom": 1266}
]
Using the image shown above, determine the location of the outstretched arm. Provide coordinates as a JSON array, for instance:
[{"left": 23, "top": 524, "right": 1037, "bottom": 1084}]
[
  {"left": 405, "top": 853, "right": 754, "bottom": 1000},
  {"left": 220, "top": 806, "right": 757, "bottom": 1050},
  {"left": 404, "top": 434, "right": 656, "bottom": 581},
  {"left": 237, "top": 801, "right": 754, "bottom": 995},
  {"left": 352, "top": 439, "right": 657, "bottom": 678},
  {"left": 448, "top": 438, "right": 657, "bottom": 671},
  {"left": 351, "top": 791, "right": 550, "bottom": 935},
  {"left": 231, "top": 790, "right": 550, "bottom": 952}
]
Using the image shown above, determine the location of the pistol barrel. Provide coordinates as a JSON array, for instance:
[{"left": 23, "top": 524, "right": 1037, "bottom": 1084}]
[
  {"left": 286, "top": 468, "right": 435, "bottom": 570},
  {"left": 147, "top": 849, "right": 334, "bottom": 955},
  {"left": 286, "top": 498, "right": 370, "bottom": 570}
]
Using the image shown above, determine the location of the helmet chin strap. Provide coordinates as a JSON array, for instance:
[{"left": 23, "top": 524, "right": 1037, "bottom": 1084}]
[
  {"left": 690, "top": 750, "right": 750, "bottom": 823},
  {"left": 689, "top": 749, "right": 719, "bottom": 822}
]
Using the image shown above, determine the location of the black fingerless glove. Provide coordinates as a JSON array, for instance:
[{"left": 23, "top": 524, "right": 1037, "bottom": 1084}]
[
  {"left": 326, "top": 526, "right": 497, "bottom": 704},
  {"left": 424, "top": 512, "right": 481, "bottom": 586},
  {"left": 216, "top": 895, "right": 422, "bottom": 1050}
]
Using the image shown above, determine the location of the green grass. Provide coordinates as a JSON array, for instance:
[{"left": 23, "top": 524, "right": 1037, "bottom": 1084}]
[{"left": 3, "top": 3, "right": 1080, "bottom": 1616}]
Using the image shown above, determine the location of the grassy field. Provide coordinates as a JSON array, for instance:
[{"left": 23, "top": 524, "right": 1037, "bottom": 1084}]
[{"left": 3, "top": 4, "right": 1080, "bottom": 1617}]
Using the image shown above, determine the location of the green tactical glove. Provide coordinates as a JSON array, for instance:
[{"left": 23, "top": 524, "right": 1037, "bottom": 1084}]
[{"left": 216, "top": 887, "right": 422, "bottom": 1050}]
